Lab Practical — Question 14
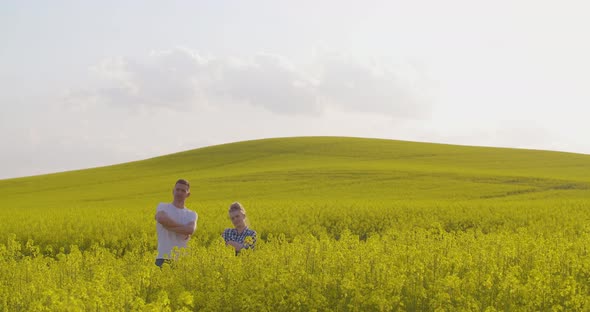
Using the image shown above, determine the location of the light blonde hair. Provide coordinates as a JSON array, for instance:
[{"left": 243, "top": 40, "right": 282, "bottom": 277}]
[
  {"left": 229, "top": 202, "right": 246, "bottom": 216},
  {"left": 229, "top": 202, "right": 250, "bottom": 226}
]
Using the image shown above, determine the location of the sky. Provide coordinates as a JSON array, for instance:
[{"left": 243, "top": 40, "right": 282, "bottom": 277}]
[{"left": 1, "top": 1, "right": 589, "bottom": 179}]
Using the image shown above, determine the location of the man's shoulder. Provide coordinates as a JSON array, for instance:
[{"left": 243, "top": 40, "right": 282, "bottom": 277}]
[
  {"left": 185, "top": 208, "right": 197, "bottom": 219},
  {"left": 185, "top": 207, "right": 197, "bottom": 214},
  {"left": 156, "top": 202, "right": 171, "bottom": 211},
  {"left": 245, "top": 228, "right": 257, "bottom": 236}
]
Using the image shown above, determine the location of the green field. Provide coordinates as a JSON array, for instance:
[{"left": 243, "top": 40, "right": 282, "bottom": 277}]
[{"left": 1, "top": 136, "right": 590, "bottom": 311}]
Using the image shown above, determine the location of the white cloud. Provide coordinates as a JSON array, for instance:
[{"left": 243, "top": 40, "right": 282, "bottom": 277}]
[
  {"left": 317, "top": 55, "right": 432, "bottom": 118},
  {"left": 87, "top": 49, "right": 205, "bottom": 111},
  {"left": 72, "top": 48, "right": 431, "bottom": 117},
  {"left": 210, "top": 54, "right": 321, "bottom": 115}
]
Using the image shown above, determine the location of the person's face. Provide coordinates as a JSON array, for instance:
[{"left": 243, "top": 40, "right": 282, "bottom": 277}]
[
  {"left": 173, "top": 183, "right": 190, "bottom": 201},
  {"left": 229, "top": 210, "right": 245, "bottom": 227}
]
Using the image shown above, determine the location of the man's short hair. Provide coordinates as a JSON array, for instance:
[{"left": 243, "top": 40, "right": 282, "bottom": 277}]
[{"left": 175, "top": 179, "right": 190, "bottom": 189}]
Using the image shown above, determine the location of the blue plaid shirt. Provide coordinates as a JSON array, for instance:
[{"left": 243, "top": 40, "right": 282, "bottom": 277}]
[{"left": 222, "top": 227, "right": 257, "bottom": 249}]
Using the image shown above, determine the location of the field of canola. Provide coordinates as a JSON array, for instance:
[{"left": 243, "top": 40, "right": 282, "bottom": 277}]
[{"left": 1, "top": 137, "right": 590, "bottom": 311}]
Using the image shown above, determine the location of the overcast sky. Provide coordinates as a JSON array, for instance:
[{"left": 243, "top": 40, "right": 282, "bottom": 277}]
[{"left": 1, "top": 1, "right": 589, "bottom": 179}]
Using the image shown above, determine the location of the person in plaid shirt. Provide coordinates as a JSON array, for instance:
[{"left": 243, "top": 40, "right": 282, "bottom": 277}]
[{"left": 222, "top": 202, "right": 257, "bottom": 254}]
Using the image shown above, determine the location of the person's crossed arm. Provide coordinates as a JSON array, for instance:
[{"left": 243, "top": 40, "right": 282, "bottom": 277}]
[
  {"left": 226, "top": 240, "right": 243, "bottom": 251},
  {"left": 225, "top": 233, "right": 256, "bottom": 252},
  {"left": 155, "top": 211, "right": 196, "bottom": 238}
]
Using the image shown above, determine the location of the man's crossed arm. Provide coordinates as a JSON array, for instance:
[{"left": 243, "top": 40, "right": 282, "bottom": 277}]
[{"left": 155, "top": 211, "right": 196, "bottom": 236}]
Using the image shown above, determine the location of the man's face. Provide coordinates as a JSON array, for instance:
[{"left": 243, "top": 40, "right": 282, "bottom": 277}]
[{"left": 173, "top": 183, "right": 190, "bottom": 201}]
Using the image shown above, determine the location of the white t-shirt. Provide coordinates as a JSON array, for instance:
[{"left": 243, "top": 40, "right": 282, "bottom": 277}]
[{"left": 156, "top": 203, "right": 198, "bottom": 259}]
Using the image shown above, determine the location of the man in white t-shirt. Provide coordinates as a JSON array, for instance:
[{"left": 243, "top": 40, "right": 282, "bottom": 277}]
[{"left": 154, "top": 179, "right": 198, "bottom": 267}]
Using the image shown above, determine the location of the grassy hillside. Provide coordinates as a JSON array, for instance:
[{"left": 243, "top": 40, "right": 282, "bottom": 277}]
[
  {"left": 2, "top": 136, "right": 589, "bottom": 242},
  {"left": 2, "top": 136, "right": 589, "bottom": 204}
]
